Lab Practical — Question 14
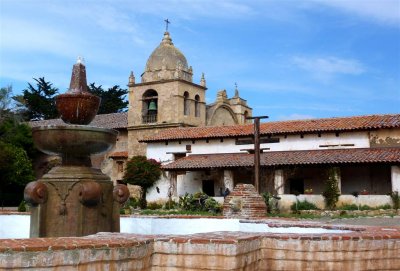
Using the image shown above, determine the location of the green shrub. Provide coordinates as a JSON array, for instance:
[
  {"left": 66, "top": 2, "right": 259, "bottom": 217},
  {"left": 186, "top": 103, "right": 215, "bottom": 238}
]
[
  {"left": 390, "top": 191, "right": 400, "bottom": 210},
  {"left": 163, "top": 199, "right": 177, "bottom": 210},
  {"left": 18, "top": 200, "right": 26, "bottom": 212},
  {"left": 376, "top": 204, "right": 392, "bottom": 210},
  {"left": 338, "top": 204, "right": 358, "bottom": 211},
  {"left": 204, "top": 197, "right": 222, "bottom": 214},
  {"left": 178, "top": 192, "right": 222, "bottom": 214},
  {"left": 127, "top": 197, "right": 140, "bottom": 209},
  {"left": 359, "top": 204, "right": 372, "bottom": 211},
  {"left": 291, "top": 200, "right": 319, "bottom": 212},
  {"left": 262, "top": 192, "right": 280, "bottom": 214},
  {"left": 322, "top": 168, "right": 340, "bottom": 210},
  {"left": 147, "top": 202, "right": 163, "bottom": 210},
  {"left": 123, "top": 156, "right": 162, "bottom": 209}
]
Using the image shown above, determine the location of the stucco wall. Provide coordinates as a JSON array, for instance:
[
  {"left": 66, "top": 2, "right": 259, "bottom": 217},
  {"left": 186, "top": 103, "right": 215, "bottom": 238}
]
[{"left": 147, "top": 131, "right": 370, "bottom": 162}]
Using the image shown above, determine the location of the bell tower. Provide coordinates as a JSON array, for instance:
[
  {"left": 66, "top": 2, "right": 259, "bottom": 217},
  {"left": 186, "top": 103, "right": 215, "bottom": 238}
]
[{"left": 127, "top": 29, "right": 207, "bottom": 156}]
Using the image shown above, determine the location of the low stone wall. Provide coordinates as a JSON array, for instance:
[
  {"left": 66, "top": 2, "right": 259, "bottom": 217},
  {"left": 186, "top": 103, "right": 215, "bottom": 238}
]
[
  {"left": 278, "top": 194, "right": 393, "bottom": 212},
  {"left": 300, "top": 209, "right": 400, "bottom": 217},
  {"left": 1, "top": 221, "right": 399, "bottom": 270}
]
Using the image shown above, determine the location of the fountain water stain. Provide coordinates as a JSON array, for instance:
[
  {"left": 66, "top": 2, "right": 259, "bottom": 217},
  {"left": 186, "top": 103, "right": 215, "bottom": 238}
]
[{"left": 24, "top": 59, "right": 129, "bottom": 237}]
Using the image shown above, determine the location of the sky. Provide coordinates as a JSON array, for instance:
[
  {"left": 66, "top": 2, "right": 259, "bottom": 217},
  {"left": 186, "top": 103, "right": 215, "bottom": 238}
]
[{"left": 0, "top": 0, "right": 399, "bottom": 121}]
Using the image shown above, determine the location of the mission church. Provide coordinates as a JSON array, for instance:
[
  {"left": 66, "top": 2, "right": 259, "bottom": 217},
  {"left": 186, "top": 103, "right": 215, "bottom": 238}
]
[{"left": 31, "top": 27, "right": 400, "bottom": 211}]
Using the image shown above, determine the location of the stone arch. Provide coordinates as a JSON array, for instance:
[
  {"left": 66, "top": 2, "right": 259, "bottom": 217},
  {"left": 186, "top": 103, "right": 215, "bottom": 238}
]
[
  {"left": 183, "top": 91, "right": 190, "bottom": 115},
  {"left": 142, "top": 89, "right": 158, "bottom": 123},
  {"left": 194, "top": 94, "right": 200, "bottom": 117},
  {"left": 244, "top": 110, "right": 249, "bottom": 123},
  {"left": 209, "top": 105, "right": 238, "bottom": 126}
]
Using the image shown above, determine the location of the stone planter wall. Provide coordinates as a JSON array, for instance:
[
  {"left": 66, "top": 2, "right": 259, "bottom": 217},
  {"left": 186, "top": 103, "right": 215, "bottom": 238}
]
[{"left": 1, "top": 224, "right": 399, "bottom": 271}]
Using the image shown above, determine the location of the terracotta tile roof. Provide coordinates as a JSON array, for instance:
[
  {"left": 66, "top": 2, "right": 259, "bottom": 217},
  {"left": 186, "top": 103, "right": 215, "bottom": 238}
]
[
  {"left": 162, "top": 147, "right": 400, "bottom": 170},
  {"left": 29, "top": 112, "right": 127, "bottom": 130},
  {"left": 109, "top": 151, "right": 128, "bottom": 158},
  {"left": 142, "top": 114, "right": 400, "bottom": 142}
]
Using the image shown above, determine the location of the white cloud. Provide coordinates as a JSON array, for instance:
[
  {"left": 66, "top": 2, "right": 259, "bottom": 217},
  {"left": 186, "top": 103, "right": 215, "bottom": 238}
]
[
  {"left": 1, "top": 18, "right": 79, "bottom": 56},
  {"left": 292, "top": 56, "right": 366, "bottom": 81},
  {"left": 311, "top": 0, "right": 400, "bottom": 26}
]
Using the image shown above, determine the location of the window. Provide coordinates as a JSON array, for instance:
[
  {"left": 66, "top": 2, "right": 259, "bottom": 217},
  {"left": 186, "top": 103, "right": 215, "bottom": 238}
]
[
  {"left": 142, "top": 89, "right": 158, "bottom": 123},
  {"left": 195, "top": 95, "right": 200, "bottom": 117},
  {"left": 244, "top": 110, "right": 249, "bottom": 123},
  {"left": 184, "top": 91, "right": 190, "bottom": 115},
  {"left": 117, "top": 161, "right": 124, "bottom": 173}
]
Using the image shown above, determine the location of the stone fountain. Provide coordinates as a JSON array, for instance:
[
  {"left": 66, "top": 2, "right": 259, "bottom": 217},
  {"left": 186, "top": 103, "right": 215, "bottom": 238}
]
[{"left": 24, "top": 59, "right": 130, "bottom": 237}]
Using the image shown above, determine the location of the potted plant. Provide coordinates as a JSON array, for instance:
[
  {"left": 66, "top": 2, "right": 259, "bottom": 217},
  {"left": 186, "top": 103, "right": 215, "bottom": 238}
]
[
  {"left": 360, "top": 189, "right": 369, "bottom": 195},
  {"left": 304, "top": 188, "right": 313, "bottom": 195}
]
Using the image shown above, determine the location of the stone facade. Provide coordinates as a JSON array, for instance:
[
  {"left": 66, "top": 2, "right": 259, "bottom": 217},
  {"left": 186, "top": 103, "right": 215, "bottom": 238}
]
[{"left": 127, "top": 31, "right": 252, "bottom": 158}]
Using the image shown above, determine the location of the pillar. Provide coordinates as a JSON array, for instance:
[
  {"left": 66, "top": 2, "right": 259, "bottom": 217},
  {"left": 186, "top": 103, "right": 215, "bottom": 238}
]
[
  {"left": 333, "top": 167, "right": 342, "bottom": 193},
  {"left": 223, "top": 170, "right": 234, "bottom": 191},
  {"left": 391, "top": 166, "right": 400, "bottom": 193},
  {"left": 274, "top": 169, "right": 284, "bottom": 195},
  {"left": 168, "top": 172, "right": 177, "bottom": 197}
]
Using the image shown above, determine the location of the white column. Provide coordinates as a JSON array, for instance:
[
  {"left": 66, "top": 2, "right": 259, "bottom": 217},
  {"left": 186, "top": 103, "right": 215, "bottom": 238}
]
[
  {"left": 333, "top": 167, "right": 342, "bottom": 194},
  {"left": 391, "top": 166, "right": 400, "bottom": 193},
  {"left": 176, "top": 174, "right": 185, "bottom": 196},
  {"left": 168, "top": 172, "right": 177, "bottom": 197},
  {"left": 223, "top": 170, "right": 234, "bottom": 191},
  {"left": 274, "top": 169, "right": 284, "bottom": 195}
]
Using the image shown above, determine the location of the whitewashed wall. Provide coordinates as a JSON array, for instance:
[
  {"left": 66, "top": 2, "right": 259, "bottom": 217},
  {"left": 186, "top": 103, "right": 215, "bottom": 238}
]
[
  {"left": 147, "top": 131, "right": 370, "bottom": 161},
  {"left": 145, "top": 131, "right": 370, "bottom": 202}
]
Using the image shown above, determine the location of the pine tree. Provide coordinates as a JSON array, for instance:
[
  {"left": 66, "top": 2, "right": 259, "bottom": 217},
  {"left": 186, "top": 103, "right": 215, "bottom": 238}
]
[{"left": 22, "top": 77, "right": 59, "bottom": 120}]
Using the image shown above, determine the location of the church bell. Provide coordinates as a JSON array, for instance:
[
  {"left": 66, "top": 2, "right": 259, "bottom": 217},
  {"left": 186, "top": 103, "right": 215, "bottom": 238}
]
[{"left": 148, "top": 100, "right": 157, "bottom": 111}]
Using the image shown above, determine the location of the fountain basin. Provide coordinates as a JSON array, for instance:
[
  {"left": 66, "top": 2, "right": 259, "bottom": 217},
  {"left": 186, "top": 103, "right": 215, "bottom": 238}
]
[
  {"left": 32, "top": 125, "right": 118, "bottom": 157},
  {"left": 55, "top": 93, "right": 100, "bottom": 124},
  {"left": 0, "top": 214, "right": 399, "bottom": 270}
]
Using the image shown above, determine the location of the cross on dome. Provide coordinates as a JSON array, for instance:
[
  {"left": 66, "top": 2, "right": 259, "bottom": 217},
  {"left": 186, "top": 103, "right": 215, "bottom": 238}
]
[{"left": 164, "top": 19, "right": 170, "bottom": 32}]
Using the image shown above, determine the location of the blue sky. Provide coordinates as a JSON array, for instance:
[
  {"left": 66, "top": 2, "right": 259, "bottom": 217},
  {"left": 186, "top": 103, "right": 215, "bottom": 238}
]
[{"left": 0, "top": 0, "right": 399, "bottom": 121}]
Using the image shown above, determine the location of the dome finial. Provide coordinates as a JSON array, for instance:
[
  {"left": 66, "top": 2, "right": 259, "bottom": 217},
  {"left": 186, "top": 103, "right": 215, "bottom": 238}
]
[
  {"left": 234, "top": 82, "right": 239, "bottom": 97},
  {"left": 200, "top": 72, "right": 206, "bottom": 87},
  {"left": 129, "top": 71, "right": 135, "bottom": 85}
]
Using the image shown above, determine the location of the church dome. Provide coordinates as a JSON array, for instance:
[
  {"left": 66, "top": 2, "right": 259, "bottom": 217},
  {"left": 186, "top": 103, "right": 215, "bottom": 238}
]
[{"left": 141, "top": 32, "right": 193, "bottom": 83}]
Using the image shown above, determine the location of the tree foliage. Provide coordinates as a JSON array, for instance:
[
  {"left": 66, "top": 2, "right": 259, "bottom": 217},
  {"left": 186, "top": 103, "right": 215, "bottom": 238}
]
[
  {"left": 0, "top": 85, "right": 12, "bottom": 119},
  {"left": 22, "top": 77, "right": 59, "bottom": 120},
  {"left": 88, "top": 83, "right": 128, "bottom": 114},
  {"left": 0, "top": 141, "right": 34, "bottom": 186},
  {"left": 123, "top": 156, "right": 162, "bottom": 208},
  {"left": 0, "top": 118, "right": 35, "bottom": 158},
  {"left": 322, "top": 168, "right": 341, "bottom": 210},
  {"left": 0, "top": 85, "right": 36, "bottom": 206}
]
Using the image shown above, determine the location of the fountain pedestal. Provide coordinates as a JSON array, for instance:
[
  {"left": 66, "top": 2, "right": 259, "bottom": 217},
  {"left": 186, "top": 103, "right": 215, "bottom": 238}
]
[
  {"left": 27, "top": 167, "right": 121, "bottom": 237},
  {"left": 24, "top": 60, "right": 129, "bottom": 237}
]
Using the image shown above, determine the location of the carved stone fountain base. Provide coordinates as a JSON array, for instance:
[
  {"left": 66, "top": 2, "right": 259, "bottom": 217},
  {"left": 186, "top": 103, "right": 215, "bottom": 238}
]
[{"left": 27, "top": 166, "right": 122, "bottom": 238}]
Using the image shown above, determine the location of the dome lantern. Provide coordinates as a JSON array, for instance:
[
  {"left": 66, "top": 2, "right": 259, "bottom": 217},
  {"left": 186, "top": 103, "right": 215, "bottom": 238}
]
[{"left": 141, "top": 31, "right": 193, "bottom": 83}]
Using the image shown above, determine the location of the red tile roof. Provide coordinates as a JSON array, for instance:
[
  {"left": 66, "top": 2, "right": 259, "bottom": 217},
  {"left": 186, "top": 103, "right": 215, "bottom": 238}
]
[
  {"left": 162, "top": 148, "right": 400, "bottom": 170},
  {"left": 109, "top": 151, "right": 128, "bottom": 158},
  {"left": 29, "top": 112, "right": 128, "bottom": 130},
  {"left": 142, "top": 114, "right": 400, "bottom": 142}
]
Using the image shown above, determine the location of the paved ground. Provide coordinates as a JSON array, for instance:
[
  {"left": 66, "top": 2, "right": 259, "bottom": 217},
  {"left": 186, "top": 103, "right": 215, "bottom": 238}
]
[{"left": 311, "top": 216, "right": 400, "bottom": 227}]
